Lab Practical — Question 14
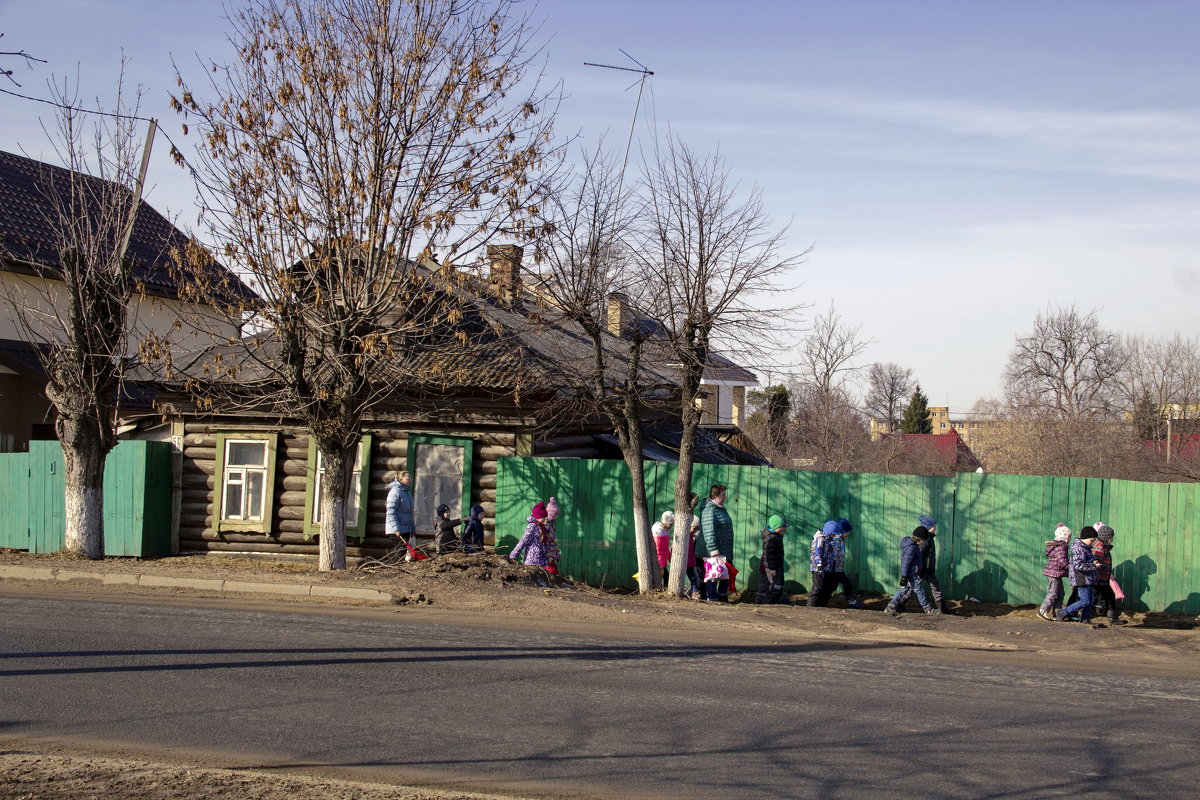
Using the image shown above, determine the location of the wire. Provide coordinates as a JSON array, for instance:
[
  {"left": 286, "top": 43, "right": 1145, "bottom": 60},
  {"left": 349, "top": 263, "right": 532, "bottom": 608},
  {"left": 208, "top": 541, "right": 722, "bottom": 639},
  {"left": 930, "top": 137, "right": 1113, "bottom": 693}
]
[{"left": 0, "top": 85, "right": 155, "bottom": 124}]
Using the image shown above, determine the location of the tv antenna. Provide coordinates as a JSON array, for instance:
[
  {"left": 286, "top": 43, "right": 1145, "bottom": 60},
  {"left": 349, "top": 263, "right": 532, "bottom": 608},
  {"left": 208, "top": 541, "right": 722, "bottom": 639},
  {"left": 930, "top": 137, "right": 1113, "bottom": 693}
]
[{"left": 584, "top": 49, "right": 654, "bottom": 186}]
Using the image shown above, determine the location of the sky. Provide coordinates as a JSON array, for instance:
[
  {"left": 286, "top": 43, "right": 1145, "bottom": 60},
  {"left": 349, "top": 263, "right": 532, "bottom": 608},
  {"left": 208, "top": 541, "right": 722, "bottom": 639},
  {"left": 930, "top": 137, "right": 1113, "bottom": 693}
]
[{"left": 3, "top": 0, "right": 1198, "bottom": 413}]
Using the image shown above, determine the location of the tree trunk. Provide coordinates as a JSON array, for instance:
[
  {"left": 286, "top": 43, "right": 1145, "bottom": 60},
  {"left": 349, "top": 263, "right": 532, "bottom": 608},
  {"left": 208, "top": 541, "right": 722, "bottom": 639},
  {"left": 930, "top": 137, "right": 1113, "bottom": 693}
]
[
  {"left": 667, "top": 393, "right": 703, "bottom": 596},
  {"left": 60, "top": 422, "right": 107, "bottom": 559},
  {"left": 617, "top": 419, "right": 660, "bottom": 593},
  {"left": 317, "top": 444, "right": 350, "bottom": 571}
]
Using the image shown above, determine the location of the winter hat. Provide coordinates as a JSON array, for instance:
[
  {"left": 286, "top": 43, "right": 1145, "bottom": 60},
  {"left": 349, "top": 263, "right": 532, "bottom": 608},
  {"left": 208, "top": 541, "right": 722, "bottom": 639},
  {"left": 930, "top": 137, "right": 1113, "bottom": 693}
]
[
  {"left": 470, "top": 504, "right": 484, "bottom": 521},
  {"left": 1054, "top": 523, "right": 1072, "bottom": 542},
  {"left": 546, "top": 497, "right": 560, "bottom": 519},
  {"left": 531, "top": 501, "right": 548, "bottom": 519},
  {"left": 822, "top": 520, "right": 841, "bottom": 536},
  {"left": 918, "top": 515, "right": 937, "bottom": 530},
  {"left": 768, "top": 514, "right": 786, "bottom": 531},
  {"left": 1094, "top": 523, "right": 1115, "bottom": 544},
  {"left": 661, "top": 511, "right": 675, "bottom": 527},
  {"left": 1079, "top": 525, "right": 1098, "bottom": 540},
  {"left": 911, "top": 526, "right": 930, "bottom": 540},
  {"left": 436, "top": 503, "right": 450, "bottom": 517},
  {"left": 837, "top": 518, "right": 853, "bottom": 534}
]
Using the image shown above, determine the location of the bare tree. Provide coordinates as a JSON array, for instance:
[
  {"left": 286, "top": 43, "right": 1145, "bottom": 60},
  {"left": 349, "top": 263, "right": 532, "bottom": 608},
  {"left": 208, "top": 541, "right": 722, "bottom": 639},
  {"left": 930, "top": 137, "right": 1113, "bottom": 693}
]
[
  {"left": 1, "top": 73, "right": 152, "bottom": 558},
  {"left": 1120, "top": 333, "right": 1200, "bottom": 477},
  {"left": 635, "top": 137, "right": 805, "bottom": 597},
  {"left": 1004, "top": 306, "right": 1125, "bottom": 420},
  {"left": 797, "top": 304, "right": 867, "bottom": 395},
  {"left": 170, "top": 0, "right": 557, "bottom": 570},
  {"left": 0, "top": 33, "right": 46, "bottom": 86},
  {"left": 864, "top": 362, "right": 913, "bottom": 435},
  {"left": 788, "top": 382, "right": 871, "bottom": 472},
  {"left": 532, "top": 146, "right": 669, "bottom": 593},
  {"left": 785, "top": 304, "right": 870, "bottom": 471}
]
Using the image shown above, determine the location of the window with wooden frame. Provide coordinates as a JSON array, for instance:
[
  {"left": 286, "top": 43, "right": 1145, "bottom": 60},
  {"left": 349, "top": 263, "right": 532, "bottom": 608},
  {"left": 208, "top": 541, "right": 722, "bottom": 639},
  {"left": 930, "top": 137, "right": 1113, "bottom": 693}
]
[
  {"left": 304, "top": 434, "right": 372, "bottom": 540},
  {"left": 407, "top": 433, "right": 474, "bottom": 534},
  {"left": 214, "top": 432, "right": 278, "bottom": 534}
]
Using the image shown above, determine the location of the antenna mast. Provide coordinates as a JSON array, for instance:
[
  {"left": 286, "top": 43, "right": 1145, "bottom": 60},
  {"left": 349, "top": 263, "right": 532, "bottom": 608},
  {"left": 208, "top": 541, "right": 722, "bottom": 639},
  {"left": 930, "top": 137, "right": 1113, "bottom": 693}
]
[{"left": 584, "top": 49, "right": 654, "bottom": 186}]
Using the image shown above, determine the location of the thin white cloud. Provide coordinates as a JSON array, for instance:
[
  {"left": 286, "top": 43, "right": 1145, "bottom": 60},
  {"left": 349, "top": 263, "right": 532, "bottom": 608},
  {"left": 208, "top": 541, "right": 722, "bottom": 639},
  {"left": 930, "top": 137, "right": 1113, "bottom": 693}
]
[{"left": 643, "top": 78, "right": 1200, "bottom": 182}]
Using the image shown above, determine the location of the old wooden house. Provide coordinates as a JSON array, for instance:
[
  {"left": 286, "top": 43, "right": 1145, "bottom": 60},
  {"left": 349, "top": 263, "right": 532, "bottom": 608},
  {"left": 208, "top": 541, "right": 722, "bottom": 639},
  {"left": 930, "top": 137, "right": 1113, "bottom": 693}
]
[{"left": 140, "top": 245, "right": 764, "bottom": 559}]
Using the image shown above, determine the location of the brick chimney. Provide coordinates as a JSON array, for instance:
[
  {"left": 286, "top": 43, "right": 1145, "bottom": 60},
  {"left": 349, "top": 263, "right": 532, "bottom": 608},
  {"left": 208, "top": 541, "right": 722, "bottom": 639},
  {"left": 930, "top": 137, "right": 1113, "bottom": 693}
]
[
  {"left": 487, "top": 244, "right": 523, "bottom": 301},
  {"left": 606, "top": 292, "right": 630, "bottom": 336}
]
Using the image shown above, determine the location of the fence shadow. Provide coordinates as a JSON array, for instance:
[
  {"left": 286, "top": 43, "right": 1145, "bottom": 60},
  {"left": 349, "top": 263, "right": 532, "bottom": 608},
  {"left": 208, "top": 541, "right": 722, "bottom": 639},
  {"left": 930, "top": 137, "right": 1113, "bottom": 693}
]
[{"left": 955, "top": 559, "right": 1010, "bottom": 603}]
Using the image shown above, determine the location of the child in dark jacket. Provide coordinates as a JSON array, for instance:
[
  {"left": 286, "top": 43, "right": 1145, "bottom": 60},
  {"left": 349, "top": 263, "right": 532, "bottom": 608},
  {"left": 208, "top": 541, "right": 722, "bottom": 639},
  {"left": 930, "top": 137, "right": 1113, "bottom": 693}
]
[
  {"left": 1091, "top": 522, "right": 1121, "bottom": 624},
  {"left": 756, "top": 515, "right": 791, "bottom": 605},
  {"left": 433, "top": 503, "right": 462, "bottom": 554},
  {"left": 1060, "top": 526, "right": 1101, "bottom": 622},
  {"left": 885, "top": 526, "right": 937, "bottom": 615},
  {"left": 461, "top": 504, "right": 485, "bottom": 553},
  {"left": 1037, "top": 523, "right": 1071, "bottom": 621}
]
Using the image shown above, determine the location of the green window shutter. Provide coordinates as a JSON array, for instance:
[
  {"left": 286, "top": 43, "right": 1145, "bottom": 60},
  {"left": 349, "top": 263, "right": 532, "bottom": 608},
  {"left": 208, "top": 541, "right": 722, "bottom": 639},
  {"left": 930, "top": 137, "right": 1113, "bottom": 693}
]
[
  {"left": 214, "top": 432, "right": 278, "bottom": 535},
  {"left": 304, "top": 434, "right": 372, "bottom": 541}
]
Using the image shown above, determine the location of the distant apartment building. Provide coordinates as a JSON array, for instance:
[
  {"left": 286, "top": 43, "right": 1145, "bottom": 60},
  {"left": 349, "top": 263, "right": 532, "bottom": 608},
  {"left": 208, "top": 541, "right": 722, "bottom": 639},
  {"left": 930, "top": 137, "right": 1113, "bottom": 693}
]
[{"left": 870, "top": 405, "right": 995, "bottom": 449}]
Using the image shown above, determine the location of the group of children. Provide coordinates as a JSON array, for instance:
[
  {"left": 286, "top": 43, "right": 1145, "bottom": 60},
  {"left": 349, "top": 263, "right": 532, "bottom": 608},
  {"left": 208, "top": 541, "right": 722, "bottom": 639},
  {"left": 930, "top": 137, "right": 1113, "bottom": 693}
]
[
  {"left": 1039, "top": 521, "right": 1122, "bottom": 624},
  {"left": 398, "top": 469, "right": 1125, "bottom": 626}
]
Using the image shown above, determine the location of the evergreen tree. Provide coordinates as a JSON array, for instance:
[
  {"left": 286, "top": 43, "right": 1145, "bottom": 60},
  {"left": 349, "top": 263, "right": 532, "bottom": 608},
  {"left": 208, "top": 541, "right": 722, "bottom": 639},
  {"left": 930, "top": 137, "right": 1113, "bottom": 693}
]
[
  {"left": 766, "top": 385, "right": 791, "bottom": 453},
  {"left": 900, "top": 384, "right": 934, "bottom": 434},
  {"left": 1132, "top": 389, "right": 1163, "bottom": 442}
]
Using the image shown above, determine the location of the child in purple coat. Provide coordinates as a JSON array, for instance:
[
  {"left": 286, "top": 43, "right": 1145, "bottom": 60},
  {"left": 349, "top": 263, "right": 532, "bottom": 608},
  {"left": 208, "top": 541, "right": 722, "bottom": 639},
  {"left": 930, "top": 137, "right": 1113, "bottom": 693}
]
[
  {"left": 510, "top": 500, "right": 562, "bottom": 574},
  {"left": 1037, "top": 523, "right": 1071, "bottom": 621}
]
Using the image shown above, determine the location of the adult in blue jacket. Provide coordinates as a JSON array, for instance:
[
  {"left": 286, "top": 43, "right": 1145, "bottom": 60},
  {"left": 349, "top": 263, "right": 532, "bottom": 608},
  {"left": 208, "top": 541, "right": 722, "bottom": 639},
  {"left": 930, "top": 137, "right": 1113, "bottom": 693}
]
[
  {"left": 386, "top": 470, "right": 415, "bottom": 548},
  {"left": 698, "top": 483, "right": 734, "bottom": 602}
]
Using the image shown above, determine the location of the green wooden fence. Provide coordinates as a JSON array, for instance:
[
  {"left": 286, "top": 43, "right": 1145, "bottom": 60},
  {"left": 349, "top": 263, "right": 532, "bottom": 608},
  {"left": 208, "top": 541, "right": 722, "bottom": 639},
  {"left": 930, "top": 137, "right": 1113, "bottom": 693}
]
[
  {"left": 0, "top": 440, "right": 173, "bottom": 557},
  {"left": 496, "top": 458, "right": 1200, "bottom": 614}
]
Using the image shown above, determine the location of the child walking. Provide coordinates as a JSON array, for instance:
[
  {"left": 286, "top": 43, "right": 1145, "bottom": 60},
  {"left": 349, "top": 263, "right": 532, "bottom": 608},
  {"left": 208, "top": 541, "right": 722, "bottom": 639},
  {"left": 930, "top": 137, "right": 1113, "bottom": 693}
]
[
  {"left": 1037, "top": 523, "right": 1071, "bottom": 621},
  {"left": 885, "top": 526, "right": 938, "bottom": 615},
  {"left": 510, "top": 500, "right": 561, "bottom": 574},
  {"left": 1091, "top": 522, "right": 1122, "bottom": 624},
  {"left": 1060, "top": 526, "right": 1101, "bottom": 623},
  {"left": 756, "top": 515, "right": 791, "bottom": 605},
  {"left": 461, "top": 504, "right": 485, "bottom": 553},
  {"left": 433, "top": 503, "right": 462, "bottom": 553}
]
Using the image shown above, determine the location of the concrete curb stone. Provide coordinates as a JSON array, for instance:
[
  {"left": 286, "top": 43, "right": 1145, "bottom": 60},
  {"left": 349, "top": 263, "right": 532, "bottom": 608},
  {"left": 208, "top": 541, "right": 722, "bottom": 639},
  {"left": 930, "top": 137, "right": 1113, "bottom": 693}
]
[{"left": 0, "top": 564, "right": 394, "bottom": 605}]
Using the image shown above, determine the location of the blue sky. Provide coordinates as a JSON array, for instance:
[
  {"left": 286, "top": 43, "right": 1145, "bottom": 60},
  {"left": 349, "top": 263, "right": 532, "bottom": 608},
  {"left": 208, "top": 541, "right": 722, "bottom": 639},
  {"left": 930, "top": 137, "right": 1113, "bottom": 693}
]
[{"left": 3, "top": 0, "right": 1198, "bottom": 411}]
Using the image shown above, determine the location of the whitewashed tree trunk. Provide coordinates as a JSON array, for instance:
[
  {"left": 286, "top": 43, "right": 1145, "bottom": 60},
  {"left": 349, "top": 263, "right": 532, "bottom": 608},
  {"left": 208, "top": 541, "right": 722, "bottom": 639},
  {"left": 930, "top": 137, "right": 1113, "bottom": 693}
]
[
  {"left": 60, "top": 425, "right": 106, "bottom": 559},
  {"left": 317, "top": 444, "right": 350, "bottom": 571}
]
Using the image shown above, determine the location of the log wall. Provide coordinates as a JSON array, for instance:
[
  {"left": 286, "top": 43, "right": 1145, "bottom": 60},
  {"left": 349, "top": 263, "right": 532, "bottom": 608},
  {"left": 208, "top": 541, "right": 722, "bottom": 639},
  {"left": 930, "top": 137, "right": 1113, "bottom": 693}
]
[{"left": 179, "top": 419, "right": 517, "bottom": 558}]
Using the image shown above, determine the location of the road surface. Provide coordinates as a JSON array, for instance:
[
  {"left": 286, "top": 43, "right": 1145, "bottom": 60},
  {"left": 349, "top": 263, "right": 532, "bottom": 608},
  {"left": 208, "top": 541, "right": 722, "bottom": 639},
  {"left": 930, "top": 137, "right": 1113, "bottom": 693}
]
[{"left": 2, "top": 590, "right": 1197, "bottom": 799}]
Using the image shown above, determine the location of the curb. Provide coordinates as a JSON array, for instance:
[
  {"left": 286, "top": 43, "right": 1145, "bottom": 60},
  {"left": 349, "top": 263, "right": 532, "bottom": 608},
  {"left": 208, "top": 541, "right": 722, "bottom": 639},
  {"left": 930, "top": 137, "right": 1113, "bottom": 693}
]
[{"left": 0, "top": 565, "right": 394, "bottom": 604}]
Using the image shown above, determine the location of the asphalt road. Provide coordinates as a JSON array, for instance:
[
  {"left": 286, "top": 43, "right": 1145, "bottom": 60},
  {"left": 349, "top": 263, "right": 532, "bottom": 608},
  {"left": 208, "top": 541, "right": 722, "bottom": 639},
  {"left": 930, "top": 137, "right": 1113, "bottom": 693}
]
[{"left": 2, "top": 592, "right": 1198, "bottom": 800}]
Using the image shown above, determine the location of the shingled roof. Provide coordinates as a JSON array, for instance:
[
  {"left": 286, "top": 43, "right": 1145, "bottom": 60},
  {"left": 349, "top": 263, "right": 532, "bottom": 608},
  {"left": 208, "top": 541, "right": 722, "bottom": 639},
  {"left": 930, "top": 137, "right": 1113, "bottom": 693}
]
[{"left": 0, "top": 149, "right": 253, "bottom": 302}]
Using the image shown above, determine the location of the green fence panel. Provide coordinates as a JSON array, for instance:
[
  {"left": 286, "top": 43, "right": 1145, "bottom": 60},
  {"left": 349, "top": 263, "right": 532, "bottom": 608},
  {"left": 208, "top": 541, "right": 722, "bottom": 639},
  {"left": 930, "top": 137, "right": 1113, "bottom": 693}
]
[
  {"left": 0, "top": 453, "right": 30, "bottom": 550},
  {"left": 9, "top": 441, "right": 171, "bottom": 557},
  {"left": 496, "top": 457, "right": 1200, "bottom": 612},
  {"left": 28, "top": 441, "right": 65, "bottom": 553}
]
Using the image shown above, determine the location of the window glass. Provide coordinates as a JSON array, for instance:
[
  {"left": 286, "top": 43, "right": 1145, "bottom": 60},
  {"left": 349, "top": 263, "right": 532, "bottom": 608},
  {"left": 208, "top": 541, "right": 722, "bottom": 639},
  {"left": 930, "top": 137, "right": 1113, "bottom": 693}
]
[
  {"left": 312, "top": 445, "right": 363, "bottom": 527},
  {"left": 228, "top": 440, "right": 267, "bottom": 467}
]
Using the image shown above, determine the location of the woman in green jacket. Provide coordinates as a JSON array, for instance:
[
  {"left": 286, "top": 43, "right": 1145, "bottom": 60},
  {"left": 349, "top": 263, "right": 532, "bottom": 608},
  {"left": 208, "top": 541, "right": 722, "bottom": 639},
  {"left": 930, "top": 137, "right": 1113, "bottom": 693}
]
[{"left": 698, "top": 483, "right": 734, "bottom": 602}]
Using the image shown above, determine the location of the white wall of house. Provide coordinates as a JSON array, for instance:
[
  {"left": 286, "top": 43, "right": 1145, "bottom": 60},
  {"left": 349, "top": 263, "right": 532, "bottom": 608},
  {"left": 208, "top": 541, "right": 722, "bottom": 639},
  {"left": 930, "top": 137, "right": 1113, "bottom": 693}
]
[
  {"left": 0, "top": 271, "right": 241, "bottom": 351},
  {"left": 699, "top": 379, "right": 754, "bottom": 427}
]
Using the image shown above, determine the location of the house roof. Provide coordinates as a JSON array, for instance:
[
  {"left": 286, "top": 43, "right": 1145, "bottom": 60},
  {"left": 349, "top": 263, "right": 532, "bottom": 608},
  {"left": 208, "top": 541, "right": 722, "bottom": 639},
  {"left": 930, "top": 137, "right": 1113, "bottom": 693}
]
[
  {"left": 0, "top": 149, "right": 253, "bottom": 303},
  {"left": 884, "top": 429, "right": 982, "bottom": 471},
  {"left": 0, "top": 337, "right": 49, "bottom": 381},
  {"left": 135, "top": 264, "right": 681, "bottom": 402},
  {"left": 0, "top": 336, "right": 158, "bottom": 410}
]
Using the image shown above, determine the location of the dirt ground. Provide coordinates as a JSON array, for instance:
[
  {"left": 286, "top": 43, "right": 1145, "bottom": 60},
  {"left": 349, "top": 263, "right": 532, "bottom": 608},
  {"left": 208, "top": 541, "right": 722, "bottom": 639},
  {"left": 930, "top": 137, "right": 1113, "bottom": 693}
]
[{"left": 4, "top": 547, "right": 1200, "bottom": 799}]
